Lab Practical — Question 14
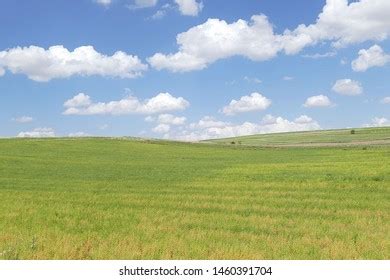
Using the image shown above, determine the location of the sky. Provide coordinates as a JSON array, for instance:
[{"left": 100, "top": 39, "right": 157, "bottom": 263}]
[{"left": 1, "top": 0, "right": 390, "bottom": 140}]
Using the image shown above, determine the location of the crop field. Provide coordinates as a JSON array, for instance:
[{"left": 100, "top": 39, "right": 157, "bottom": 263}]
[
  {"left": 205, "top": 127, "right": 390, "bottom": 147},
  {"left": 0, "top": 128, "right": 389, "bottom": 259}
]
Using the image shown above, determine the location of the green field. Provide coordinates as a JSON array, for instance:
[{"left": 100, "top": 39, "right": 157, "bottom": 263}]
[
  {"left": 205, "top": 127, "right": 390, "bottom": 147},
  {"left": 0, "top": 128, "right": 389, "bottom": 259}
]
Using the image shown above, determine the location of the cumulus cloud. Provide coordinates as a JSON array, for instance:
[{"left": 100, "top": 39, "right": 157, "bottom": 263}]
[
  {"left": 0, "top": 45, "right": 147, "bottom": 82},
  {"left": 171, "top": 115, "right": 320, "bottom": 141},
  {"left": 17, "top": 127, "right": 55, "bottom": 138},
  {"left": 332, "top": 79, "right": 363, "bottom": 96},
  {"left": 304, "top": 95, "right": 332, "bottom": 108},
  {"left": 174, "top": 0, "right": 203, "bottom": 16},
  {"left": 147, "top": 114, "right": 186, "bottom": 134},
  {"left": 156, "top": 114, "right": 186, "bottom": 125},
  {"left": 152, "top": 123, "right": 170, "bottom": 133},
  {"left": 282, "top": 0, "right": 390, "bottom": 51},
  {"left": 149, "top": 0, "right": 390, "bottom": 72},
  {"left": 381, "top": 97, "right": 390, "bottom": 104},
  {"left": 221, "top": 92, "right": 271, "bottom": 116},
  {"left": 148, "top": 15, "right": 283, "bottom": 72},
  {"left": 12, "top": 116, "right": 34, "bottom": 123},
  {"left": 351, "top": 45, "right": 390, "bottom": 72},
  {"left": 63, "top": 92, "right": 189, "bottom": 115},
  {"left": 189, "top": 116, "right": 229, "bottom": 130},
  {"left": 364, "top": 117, "right": 390, "bottom": 127},
  {"left": 64, "top": 93, "right": 92, "bottom": 108}
]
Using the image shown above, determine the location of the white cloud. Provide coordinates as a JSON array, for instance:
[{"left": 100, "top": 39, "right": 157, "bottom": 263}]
[
  {"left": 283, "top": 76, "right": 294, "bottom": 81},
  {"left": 304, "top": 95, "right": 332, "bottom": 108},
  {"left": 63, "top": 92, "right": 189, "bottom": 115},
  {"left": 173, "top": 115, "right": 320, "bottom": 141},
  {"left": 68, "top": 132, "right": 91, "bottom": 137},
  {"left": 64, "top": 93, "right": 92, "bottom": 108},
  {"left": 174, "top": 0, "right": 203, "bottom": 16},
  {"left": 157, "top": 114, "right": 186, "bottom": 125},
  {"left": 332, "top": 79, "right": 363, "bottom": 96},
  {"left": 148, "top": 15, "right": 282, "bottom": 72},
  {"left": 95, "top": 0, "right": 112, "bottom": 6},
  {"left": 283, "top": 0, "right": 390, "bottom": 51},
  {"left": 364, "top": 117, "right": 390, "bottom": 127},
  {"left": 128, "top": 0, "right": 158, "bottom": 9},
  {"left": 17, "top": 127, "right": 55, "bottom": 138},
  {"left": 222, "top": 92, "right": 271, "bottom": 116},
  {"left": 294, "top": 115, "right": 314, "bottom": 124},
  {"left": 189, "top": 116, "right": 229, "bottom": 130},
  {"left": 150, "top": 9, "right": 167, "bottom": 20},
  {"left": 152, "top": 123, "right": 170, "bottom": 133},
  {"left": 12, "top": 116, "right": 34, "bottom": 123},
  {"left": 381, "top": 97, "right": 390, "bottom": 104},
  {"left": 301, "top": 51, "right": 337, "bottom": 59},
  {"left": 0, "top": 45, "right": 147, "bottom": 82},
  {"left": 351, "top": 45, "right": 390, "bottom": 72},
  {"left": 149, "top": 0, "right": 390, "bottom": 72},
  {"left": 244, "top": 76, "right": 262, "bottom": 84}
]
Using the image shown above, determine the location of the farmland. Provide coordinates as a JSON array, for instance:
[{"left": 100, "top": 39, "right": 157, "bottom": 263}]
[{"left": 0, "top": 128, "right": 389, "bottom": 259}]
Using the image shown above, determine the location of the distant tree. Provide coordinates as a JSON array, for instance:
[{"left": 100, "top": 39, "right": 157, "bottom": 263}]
[
  {"left": 351, "top": 129, "right": 356, "bottom": 135},
  {"left": 231, "top": 141, "right": 236, "bottom": 145}
]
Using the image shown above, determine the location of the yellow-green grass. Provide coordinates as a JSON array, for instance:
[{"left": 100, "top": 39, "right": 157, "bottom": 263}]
[
  {"left": 0, "top": 136, "right": 389, "bottom": 259},
  {"left": 204, "top": 127, "right": 390, "bottom": 147}
]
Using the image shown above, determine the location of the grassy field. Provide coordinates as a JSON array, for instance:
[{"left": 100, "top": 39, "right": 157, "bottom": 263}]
[
  {"left": 205, "top": 127, "right": 390, "bottom": 147},
  {"left": 0, "top": 129, "right": 389, "bottom": 259}
]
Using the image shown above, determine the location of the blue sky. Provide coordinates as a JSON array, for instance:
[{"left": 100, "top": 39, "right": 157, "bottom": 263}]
[{"left": 1, "top": 0, "right": 389, "bottom": 140}]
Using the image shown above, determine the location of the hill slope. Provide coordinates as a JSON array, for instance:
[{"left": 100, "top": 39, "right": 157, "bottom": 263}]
[{"left": 204, "top": 127, "right": 390, "bottom": 147}]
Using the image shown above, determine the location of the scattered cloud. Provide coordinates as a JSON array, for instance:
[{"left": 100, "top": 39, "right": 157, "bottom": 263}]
[
  {"left": 381, "top": 97, "right": 390, "bottom": 104},
  {"left": 364, "top": 117, "right": 390, "bottom": 127},
  {"left": 12, "top": 116, "right": 34, "bottom": 123},
  {"left": 244, "top": 76, "right": 262, "bottom": 84},
  {"left": 351, "top": 45, "right": 390, "bottom": 72},
  {"left": 63, "top": 92, "right": 189, "bottom": 115},
  {"left": 174, "top": 0, "right": 203, "bottom": 16},
  {"left": 221, "top": 92, "right": 271, "bottom": 116},
  {"left": 304, "top": 95, "right": 333, "bottom": 108},
  {"left": 189, "top": 116, "right": 229, "bottom": 130},
  {"left": 332, "top": 79, "right": 363, "bottom": 96},
  {"left": 148, "top": 0, "right": 390, "bottom": 72},
  {"left": 301, "top": 51, "right": 337, "bottom": 59},
  {"left": 127, "top": 0, "right": 158, "bottom": 10},
  {"left": 64, "top": 93, "right": 92, "bottom": 108},
  {"left": 152, "top": 123, "right": 170, "bottom": 133},
  {"left": 17, "top": 127, "right": 55, "bottom": 138},
  {"left": 157, "top": 114, "right": 186, "bottom": 125},
  {"left": 283, "top": 76, "right": 294, "bottom": 81},
  {"left": 95, "top": 0, "right": 112, "bottom": 7},
  {"left": 148, "top": 114, "right": 186, "bottom": 134},
  {"left": 150, "top": 9, "right": 167, "bottom": 20},
  {"left": 171, "top": 114, "right": 320, "bottom": 141},
  {"left": 0, "top": 45, "right": 147, "bottom": 82},
  {"left": 148, "top": 3, "right": 174, "bottom": 20}
]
